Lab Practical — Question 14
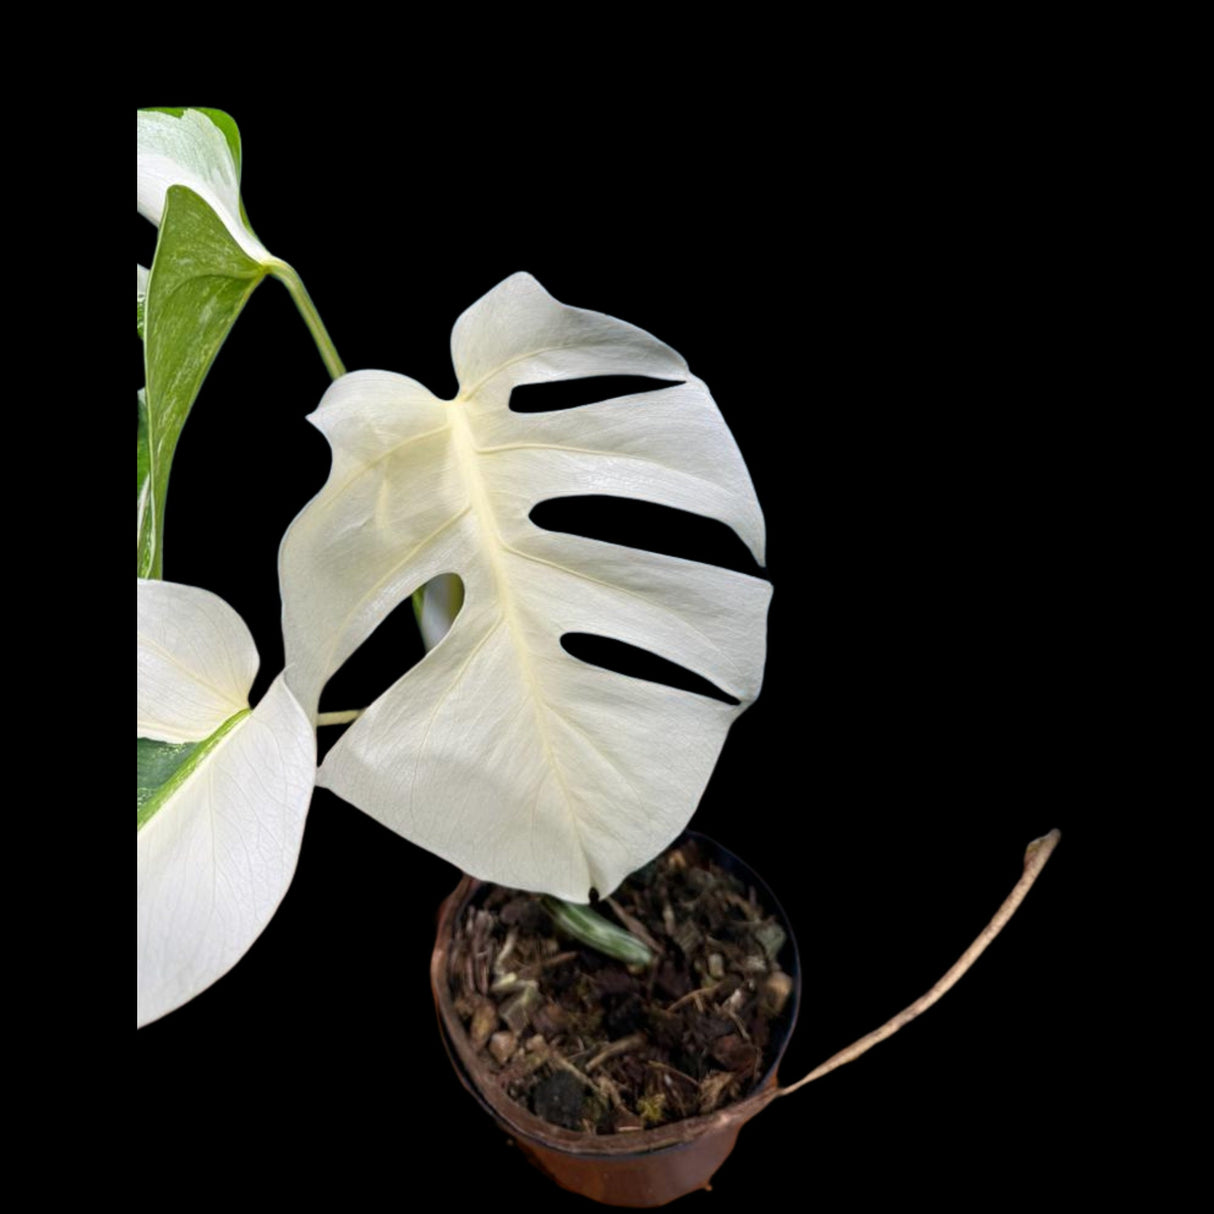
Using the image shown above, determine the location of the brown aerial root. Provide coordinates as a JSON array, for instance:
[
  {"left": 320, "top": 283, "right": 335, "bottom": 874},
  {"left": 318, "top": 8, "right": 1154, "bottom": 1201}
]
[{"left": 772, "top": 828, "right": 1061, "bottom": 1103}]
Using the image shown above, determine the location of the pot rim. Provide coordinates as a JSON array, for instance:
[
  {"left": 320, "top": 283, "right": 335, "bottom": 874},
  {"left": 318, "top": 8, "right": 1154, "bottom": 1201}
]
[{"left": 430, "top": 830, "right": 802, "bottom": 1158}]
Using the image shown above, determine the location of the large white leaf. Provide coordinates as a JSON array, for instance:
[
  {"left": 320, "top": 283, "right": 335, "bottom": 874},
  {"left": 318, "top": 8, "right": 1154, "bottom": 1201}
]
[
  {"left": 137, "top": 580, "right": 315, "bottom": 1027},
  {"left": 280, "top": 273, "right": 770, "bottom": 900}
]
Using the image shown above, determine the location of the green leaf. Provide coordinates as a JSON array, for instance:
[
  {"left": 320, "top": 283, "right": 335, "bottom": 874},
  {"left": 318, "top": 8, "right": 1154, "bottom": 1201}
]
[
  {"left": 141, "top": 184, "right": 266, "bottom": 578},
  {"left": 137, "top": 708, "right": 250, "bottom": 831}
]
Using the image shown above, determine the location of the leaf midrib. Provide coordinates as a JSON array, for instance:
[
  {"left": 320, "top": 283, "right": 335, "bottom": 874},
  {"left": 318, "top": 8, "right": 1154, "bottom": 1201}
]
[
  {"left": 137, "top": 708, "right": 251, "bottom": 831},
  {"left": 447, "top": 400, "right": 586, "bottom": 863}
]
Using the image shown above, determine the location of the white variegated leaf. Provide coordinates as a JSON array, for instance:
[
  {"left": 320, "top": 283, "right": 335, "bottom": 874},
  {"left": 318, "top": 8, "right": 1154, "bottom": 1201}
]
[
  {"left": 137, "top": 674, "right": 315, "bottom": 1027},
  {"left": 137, "top": 108, "right": 271, "bottom": 263},
  {"left": 137, "top": 578, "right": 259, "bottom": 742},
  {"left": 280, "top": 273, "right": 770, "bottom": 901},
  {"left": 136, "top": 580, "right": 316, "bottom": 1027}
]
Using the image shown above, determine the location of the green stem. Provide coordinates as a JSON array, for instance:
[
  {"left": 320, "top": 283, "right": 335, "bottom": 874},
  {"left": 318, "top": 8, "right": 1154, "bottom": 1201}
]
[{"left": 268, "top": 260, "right": 346, "bottom": 381}]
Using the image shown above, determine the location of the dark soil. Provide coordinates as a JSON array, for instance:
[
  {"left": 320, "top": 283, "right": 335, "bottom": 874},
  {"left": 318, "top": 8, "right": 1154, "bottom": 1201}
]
[{"left": 447, "top": 837, "right": 795, "bottom": 1135}]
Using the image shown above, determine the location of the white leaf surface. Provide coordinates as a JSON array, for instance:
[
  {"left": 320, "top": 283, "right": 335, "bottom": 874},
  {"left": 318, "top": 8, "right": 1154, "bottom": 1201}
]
[
  {"left": 138, "top": 579, "right": 259, "bottom": 742},
  {"left": 137, "top": 262, "right": 149, "bottom": 304},
  {"left": 280, "top": 273, "right": 770, "bottom": 900},
  {"left": 137, "top": 672, "right": 315, "bottom": 1027},
  {"left": 137, "top": 108, "right": 270, "bottom": 263}
]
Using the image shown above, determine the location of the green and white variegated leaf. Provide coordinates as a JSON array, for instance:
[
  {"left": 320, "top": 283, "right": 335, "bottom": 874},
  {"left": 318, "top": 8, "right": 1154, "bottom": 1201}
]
[
  {"left": 137, "top": 579, "right": 315, "bottom": 1028},
  {"left": 137, "top": 108, "right": 276, "bottom": 578},
  {"left": 279, "top": 273, "right": 770, "bottom": 901},
  {"left": 137, "top": 108, "right": 268, "bottom": 263},
  {"left": 140, "top": 184, "right": 266, "bottom": 578},
  {"left": 138, "top": 735, "right": 200, "bottom": 816},
  {"left": 137, "top": 674, "right": 314, "bottom": 1027}
]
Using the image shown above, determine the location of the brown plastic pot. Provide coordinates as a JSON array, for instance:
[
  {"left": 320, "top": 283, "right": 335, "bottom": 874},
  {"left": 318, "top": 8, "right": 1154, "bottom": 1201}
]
[{"left": 430, "top": 832, "right": 801, "bottom": 1208}]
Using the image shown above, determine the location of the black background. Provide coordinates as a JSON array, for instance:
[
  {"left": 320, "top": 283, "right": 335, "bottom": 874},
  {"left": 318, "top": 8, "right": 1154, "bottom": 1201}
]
[{"left": 136, "top": 92, "right": 1088, "bottom": 1204}]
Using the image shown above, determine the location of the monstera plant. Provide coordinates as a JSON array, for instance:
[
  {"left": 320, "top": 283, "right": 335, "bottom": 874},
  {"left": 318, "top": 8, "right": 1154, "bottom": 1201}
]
[
  {"left": 136, "top": 113, "right": 1059, "bottom": 1176},
  {"left": 136, "top": 106, "right": 770, "bottom": 1022}
]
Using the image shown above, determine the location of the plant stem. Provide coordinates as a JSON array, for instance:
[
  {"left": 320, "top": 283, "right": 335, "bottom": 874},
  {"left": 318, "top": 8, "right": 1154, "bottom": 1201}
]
[
  {"left": 268, "top": 261, "right": 346, "bottom": 381},
  {"left": 316, "top": 709, "right": 364, "bottom": 726}
]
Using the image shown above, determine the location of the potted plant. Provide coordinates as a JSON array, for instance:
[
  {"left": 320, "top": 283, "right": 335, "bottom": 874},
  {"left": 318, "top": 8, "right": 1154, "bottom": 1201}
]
[{"left": 137, "top": 104, "right": 1067, "bottom": 1202}]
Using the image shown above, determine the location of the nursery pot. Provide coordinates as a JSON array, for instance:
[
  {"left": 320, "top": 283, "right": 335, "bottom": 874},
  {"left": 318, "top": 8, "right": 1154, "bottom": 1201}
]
[{"left": 430, "top": 832, "right": 802, "bottom": 1208}]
